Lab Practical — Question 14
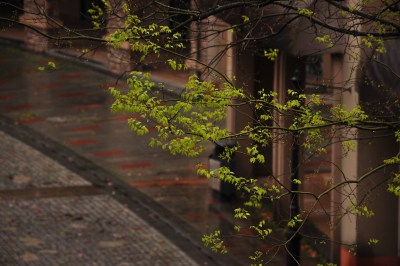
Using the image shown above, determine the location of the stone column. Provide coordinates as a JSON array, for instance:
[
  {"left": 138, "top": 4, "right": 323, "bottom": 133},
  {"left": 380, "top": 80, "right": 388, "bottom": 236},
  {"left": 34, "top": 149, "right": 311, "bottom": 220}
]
[
  {"left": 19, "top": 0, "right": 61, "bottom": 52},
  {"left": 104, "top": 0, "right": 132, "bottom": 75},
  {"left": 185, "top": 3, "right": 234, "bottom": 80},
  {"left": 189, "top": 15, "right": 233, "bottom": 84}
]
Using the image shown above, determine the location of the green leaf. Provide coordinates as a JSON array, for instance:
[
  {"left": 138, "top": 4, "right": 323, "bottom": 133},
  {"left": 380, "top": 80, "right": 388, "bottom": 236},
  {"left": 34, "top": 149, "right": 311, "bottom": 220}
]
[{"left": 202, "top": 230, "right": 228, "bottom": 254}]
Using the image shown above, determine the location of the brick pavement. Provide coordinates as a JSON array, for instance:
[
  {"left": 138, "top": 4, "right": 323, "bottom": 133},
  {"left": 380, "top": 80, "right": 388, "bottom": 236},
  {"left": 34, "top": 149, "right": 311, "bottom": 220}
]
[{"left": 0, "top": 131, "right": 199, "bottom": 266}]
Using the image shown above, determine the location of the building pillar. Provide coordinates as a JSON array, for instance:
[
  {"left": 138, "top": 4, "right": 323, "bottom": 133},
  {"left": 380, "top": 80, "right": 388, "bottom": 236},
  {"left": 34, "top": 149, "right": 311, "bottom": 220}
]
[
  {"left": 336, "top": 36, "right": 400, "bottom": 265},
  {"left": 337, "top": 44, "right": 360, "bottom": 265},
  {"left": 19, "top": 0, "right": 61, "bottom": 52},
  {"left": 104, "top": 0, "right": 132, "bottom": 75}
]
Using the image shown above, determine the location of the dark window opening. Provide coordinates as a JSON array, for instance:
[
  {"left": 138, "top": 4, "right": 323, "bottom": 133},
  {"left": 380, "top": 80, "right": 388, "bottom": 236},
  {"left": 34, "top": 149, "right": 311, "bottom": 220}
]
[{"left": 169, "top": 0, "right": 191, "bottom": 43}]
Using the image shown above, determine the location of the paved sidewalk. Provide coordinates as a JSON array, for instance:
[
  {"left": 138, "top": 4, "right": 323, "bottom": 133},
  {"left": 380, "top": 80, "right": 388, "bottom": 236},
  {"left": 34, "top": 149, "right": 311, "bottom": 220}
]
[{"left": 0, "top": 131, "right": 199, "bottom": 266}]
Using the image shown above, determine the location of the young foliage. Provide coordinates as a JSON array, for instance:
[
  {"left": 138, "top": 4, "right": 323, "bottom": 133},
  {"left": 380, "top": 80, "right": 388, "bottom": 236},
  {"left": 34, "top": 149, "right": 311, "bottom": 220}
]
[{"left": 202, "top": 230, "right": 228, "bottom": 254}]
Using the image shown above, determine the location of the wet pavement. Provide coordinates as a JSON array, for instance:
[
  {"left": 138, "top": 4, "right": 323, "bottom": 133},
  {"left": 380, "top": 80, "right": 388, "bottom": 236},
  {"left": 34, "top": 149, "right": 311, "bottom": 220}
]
[
  {"left": 0, "top": 40, "right": 323, "bottom": 265},
  {"left": 0, "top": 129, "right": 207, "bottom": 266}
]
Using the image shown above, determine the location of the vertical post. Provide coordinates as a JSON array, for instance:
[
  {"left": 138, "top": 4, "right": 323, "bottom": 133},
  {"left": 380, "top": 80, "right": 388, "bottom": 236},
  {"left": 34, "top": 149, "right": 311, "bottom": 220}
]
[
  {"left": 104, "top": 0, "right": 132, "bottom": 75},
  {"left": 19, "top": 0, "right": 61, "bottom": 52},
  {"left": 287, "top": 69, "right": 303, "bottom": 266}
]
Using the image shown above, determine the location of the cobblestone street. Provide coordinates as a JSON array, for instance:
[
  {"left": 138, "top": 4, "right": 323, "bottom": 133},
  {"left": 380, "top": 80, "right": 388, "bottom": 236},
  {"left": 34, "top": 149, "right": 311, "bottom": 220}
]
[{"left": 0, "top": 131, "right": 201, "bottom": 266}]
